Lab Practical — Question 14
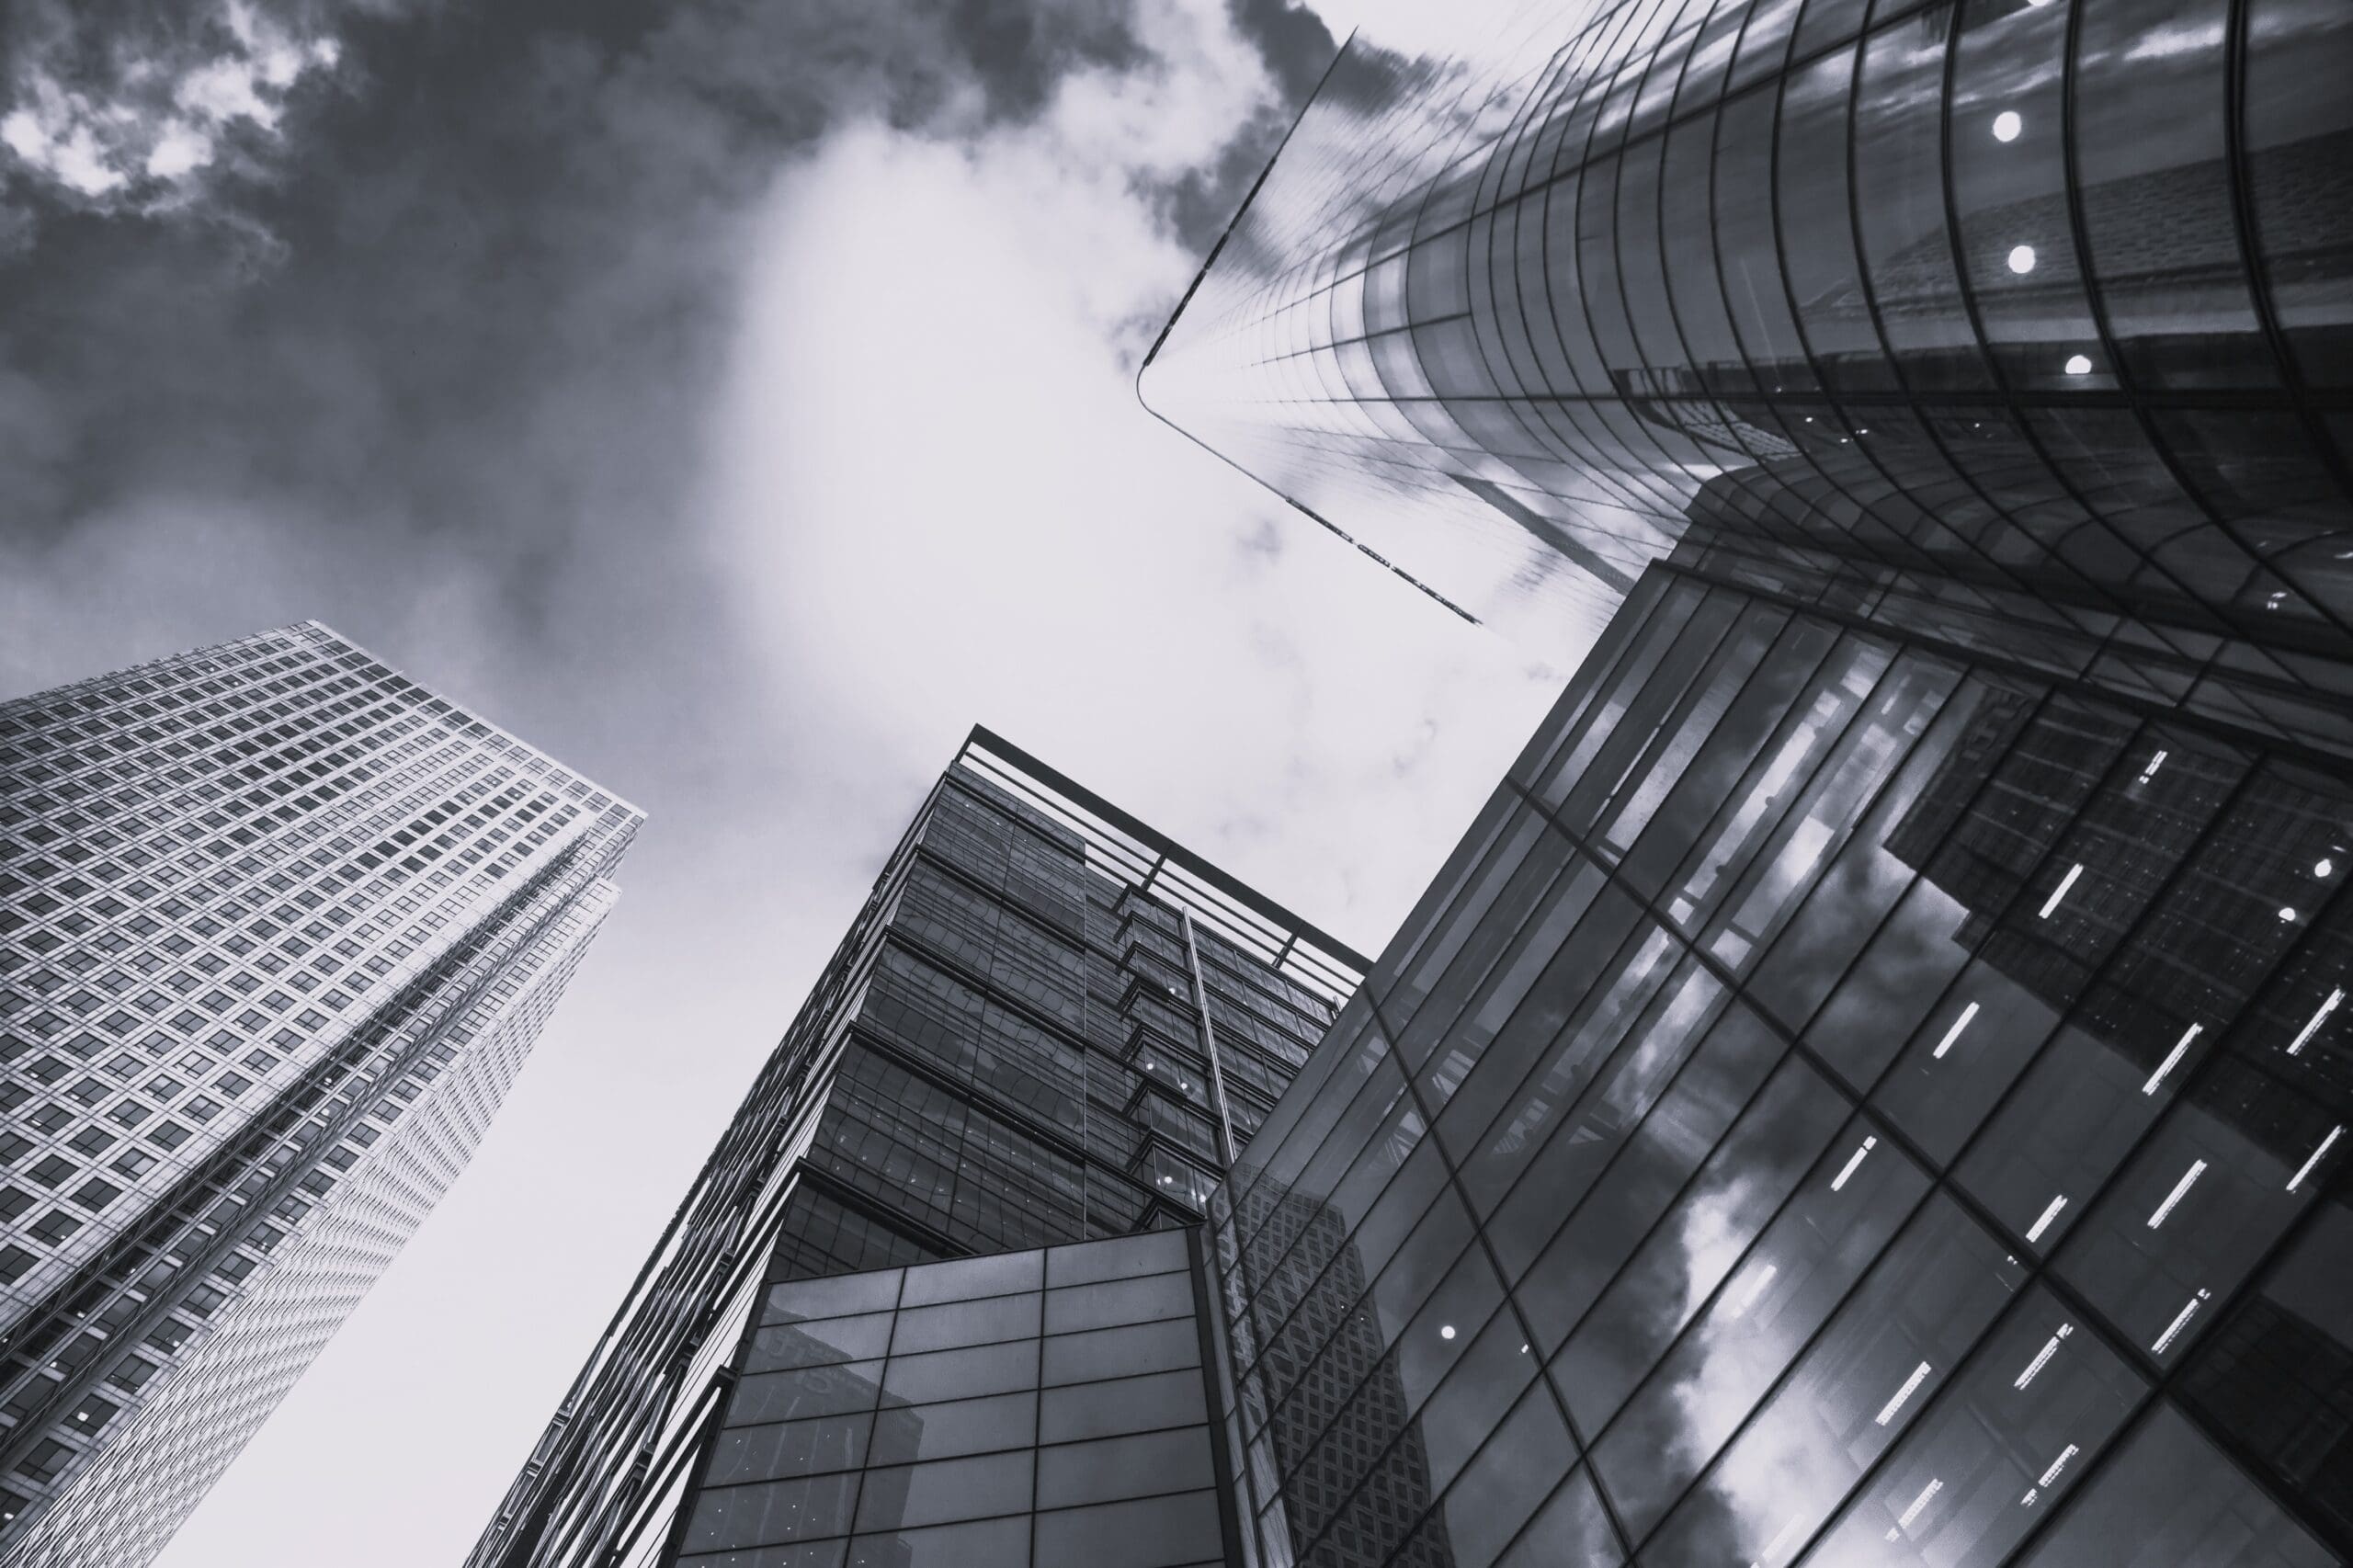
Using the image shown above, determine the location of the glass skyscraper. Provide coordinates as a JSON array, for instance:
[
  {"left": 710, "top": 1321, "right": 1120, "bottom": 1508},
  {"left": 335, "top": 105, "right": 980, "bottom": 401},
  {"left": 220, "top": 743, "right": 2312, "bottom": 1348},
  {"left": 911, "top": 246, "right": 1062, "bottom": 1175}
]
[
  {"left": 1141, "top": 0, "right": 2353, "bottom": 755},
  {"left": 472, "top": 1, "right": 2352, "bottom": 1560},
  {"left": 469, "top": 729, "right": 1362, "bottom": 1568},
  {"left": 0, "top": 621, "right": 639, "bottom": 1566},
  {"left": 1209, "top": 563, "right": 2347, "bottom": 1568}
]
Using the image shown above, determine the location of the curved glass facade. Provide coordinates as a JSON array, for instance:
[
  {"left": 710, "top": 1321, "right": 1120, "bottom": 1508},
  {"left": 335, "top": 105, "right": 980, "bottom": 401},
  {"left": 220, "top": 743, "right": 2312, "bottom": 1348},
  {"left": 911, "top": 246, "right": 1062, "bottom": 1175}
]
[{"left": 1142, "top": 0, "right": 2353, "bottom": 753}]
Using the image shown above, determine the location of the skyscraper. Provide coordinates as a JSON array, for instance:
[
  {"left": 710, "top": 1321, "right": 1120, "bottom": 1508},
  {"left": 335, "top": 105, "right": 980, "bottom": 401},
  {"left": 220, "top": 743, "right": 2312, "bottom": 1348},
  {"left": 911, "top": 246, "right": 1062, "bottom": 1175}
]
[
  {"left": 469, "top": 728, "right": 1361, "bottom": 1568},
  {"left": 1207, "top": 562, "right": 2349, "bottom": 1567},
  {"left": 1141, "top": 0, "right": 2353, "bottom": 754},
  {"left": 0, "top": 621, "right": 639, "bottom": 1567}
]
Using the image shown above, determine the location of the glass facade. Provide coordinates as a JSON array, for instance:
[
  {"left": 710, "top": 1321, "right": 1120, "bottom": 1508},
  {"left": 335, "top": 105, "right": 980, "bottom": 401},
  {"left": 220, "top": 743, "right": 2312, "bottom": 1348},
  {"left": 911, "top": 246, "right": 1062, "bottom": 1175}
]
[
  {"left": 471, "top": 730, "right": 1364, "bottom": 1568},
  {"left": 1141, "top": 0, "right": 2353, "bottom": 755},
  {"left": 0, "top": 620, "right": 640, "bottom": 1566},
  {"left": 668, "top": 1227, "right": 1233, "bottom": 1568},
  {"left": 1204, "top": 562, "right": 2349, "bottom": 1568}
]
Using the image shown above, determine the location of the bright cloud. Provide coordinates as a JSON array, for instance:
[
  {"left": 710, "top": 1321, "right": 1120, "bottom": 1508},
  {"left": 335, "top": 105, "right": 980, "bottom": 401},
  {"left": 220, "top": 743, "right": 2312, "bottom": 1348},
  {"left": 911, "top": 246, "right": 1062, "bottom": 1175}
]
[{"left": 0, "top": 0, "right": 347, "bottom": 214}]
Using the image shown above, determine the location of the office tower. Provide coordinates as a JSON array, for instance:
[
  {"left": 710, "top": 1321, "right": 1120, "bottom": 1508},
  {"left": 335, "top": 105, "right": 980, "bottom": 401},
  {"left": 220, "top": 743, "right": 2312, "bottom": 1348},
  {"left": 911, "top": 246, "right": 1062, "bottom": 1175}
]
[
  {"left": 470, "top": 729, "right": 1361, "bottom": 1568},
  {"left": 1209, "top": 562, "right": 2349, "bottom": 1568},
  {"left": 0, "top": 622, "right": 639, "bottom": 1567},
  {"left": 1142, "top": 0, "right": 2353, "bottom": 754}
]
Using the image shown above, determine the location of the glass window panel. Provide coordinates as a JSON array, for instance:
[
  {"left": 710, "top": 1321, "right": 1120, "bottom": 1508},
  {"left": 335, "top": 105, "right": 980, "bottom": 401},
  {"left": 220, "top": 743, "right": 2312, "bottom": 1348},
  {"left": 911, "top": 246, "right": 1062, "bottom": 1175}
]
[
  {"left": 1620, "top": 620, "right": 1853, "bottom": 892},
  {"left": 1568, "top": 1110, "right": 1928, "bottom": 1444},
  {"left": 1495, "top": 1467, "right": 1623, "bottom": 1567},
  {"left": 2177, "top": 1194, "right": 2353, "bottom": 1544},
  {"left": 681, "top": 1540, "right": 846, "bottom": 1568},
  {"left": 1747, "top": 676, "right": 2037, "bottom": 1024},
  {"left": 1247, "top": 1050, "right": 1413, "bottom": 1265},
  {"left": 881, "top": 1341, "right": 1038, "bottom": 1406},
  {"left": 843, "top": 1513, "right": 1029, "bottom": 1568},
  {"left": 1496, "top": 993, "right": 1788, "bottom": 1299},
  {"left": 745, "top": 1312, "right": 896, "bottom": 1374},
  {"left": 1594, "top": 1196, "right": 1997, "bottom": 1541},
  {"left": 1539, "top": 591, "right": 1747, "bottom": 827},
  {"left": 1415, "top": 1384, "right": 1577, "bottom": 1568},
  {"left": 1592, "top": 604, "right": 1798, "bottom": 857},
  {"left": 1378, "top": 807, "right": 1550, "bottom": 1025},
  {"left": 2009, "top": 1403, "right": 2338, "bottom": 1568},
  {"left": 1413, "top": 861, "right": 1613, "bottom": 1103},
  {"left": 730, "top": 1361, "right": 886, "bottom": 1426},
  {"left": 761, "top": 1270, "right": 903, "bottom": 1325},
  {"left": 887, "top": 1292, "right": 1040, "bottom": 1357},
  {"left": 1515, "top": 571, "right": 1702, "bottom": 797},
  {"left": 1036, "top": 1425, "right": 1214, "bottom": 1510},
  {"left": 1392, "top": 825, "right": 1584, "bottom": 1072},
  {"left": 705, "top": 1414, "right": 873, "bottom": 1486},
  {"left": 862, "top": 1392, "right": 1035, "bottom": 1468},
  {"left": 1464, "top": 956, "right": 1726, "bottom": 1224},
  {"left": 1664, "top": 639, "right": 1905, "bottom": 939},
  {"left": 1040, "top": 1369, "right": 1208, "bottom": 1445},
  {"left": 1442, "top": 910, "right": 1672, "bottom": 1193},
  {"left": 1226, "top": 1001, "right": 1385, "bottom": 1215},
  {"left": 1491, "top": 999, "right": 1784, "bottom": 1295},
  {"left": 1853, "top": 12, "right": 1988, "bottom": 385},
  {"left": 1552, "top": 1096, "right": 1919, "bottom": 1440},
  {"left": 850, "top": 1449, "right": 1032, "bottom": 1533},
  {"left": 1949, "top": 0, "right": 2105, "bottom": 388},
  {"left": 1410, "top": 1308, "right": 1540, "bottom": 1500},
  {"left": 895, "top": 1248, "right": 1042, "bottom": 1307},
  {"left": 1043, "top": 1270, "right": 1196, "bottom": 1335},
  {"left": 1033, "top": 1489, "right": 1224, "bottom": 1568},
  {"left": 1873, "top": 960, "right": 2063, "bottom": 1166},
  {"left": 1800, "top": 1288, "right": 2144, "bottom": 1568},
  {"left": 1244, "top": 1148, "right": 1454, "bottom": 1418},
  {"left": 2242, "top": 0, "right": 2353, "bottom": 388},
  {"left": 2060, "top": 1061, "right": 2347, "bottom": 1368},
  {"left": 1804, "top": 878, "right": 1984, "bottom": 1092},
  {"left": 2074, "top": 0, "right": 2276, "bottom": 388},
  {"left": 1521, "top": 1055, "right": 1845, "bottom": 1358},
  {"left": 1046, "top": 1227, "right": 1188, "bottom": 1287},
  {"left": 684, "top": 1471, "right": 861, "bottom": 1553},
  {"left": 1639, "top": 1197, "right": 2022, "bottom": 1566},
  {"left": 1043, "top": 1317, "right": 1199, "bottom": 1387}
]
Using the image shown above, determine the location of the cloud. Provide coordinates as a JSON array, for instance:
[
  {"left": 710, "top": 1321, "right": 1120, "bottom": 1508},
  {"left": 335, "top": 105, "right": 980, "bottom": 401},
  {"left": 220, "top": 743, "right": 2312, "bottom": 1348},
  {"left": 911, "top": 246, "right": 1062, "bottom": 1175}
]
[
  {"left": 4, "top": 0, "right": 1563, "bottom": 1563},
  {"left": 0, "top": 0, "right": 349, "bottom": 222}
]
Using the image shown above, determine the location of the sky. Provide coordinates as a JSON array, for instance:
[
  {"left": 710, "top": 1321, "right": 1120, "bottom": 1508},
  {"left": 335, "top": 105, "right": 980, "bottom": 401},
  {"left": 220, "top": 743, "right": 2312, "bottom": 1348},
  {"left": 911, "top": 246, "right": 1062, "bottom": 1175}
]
[{"left": 0, "top": 0, "right": 1569, "bottom": 1562}]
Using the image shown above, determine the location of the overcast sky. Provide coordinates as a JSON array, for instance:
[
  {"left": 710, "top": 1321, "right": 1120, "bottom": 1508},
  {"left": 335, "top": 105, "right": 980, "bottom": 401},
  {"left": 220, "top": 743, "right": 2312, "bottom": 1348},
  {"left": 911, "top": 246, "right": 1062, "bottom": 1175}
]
[{"left": 0, "top": 0, "right": 1568, "bottom": 1562}]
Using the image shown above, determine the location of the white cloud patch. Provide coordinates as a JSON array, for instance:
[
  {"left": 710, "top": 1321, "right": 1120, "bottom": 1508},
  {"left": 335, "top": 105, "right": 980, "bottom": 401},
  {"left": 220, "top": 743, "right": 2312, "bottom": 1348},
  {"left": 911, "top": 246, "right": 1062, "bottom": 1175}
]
[{"left": 0, "top": 0, "right": 346, "bottom": 214}]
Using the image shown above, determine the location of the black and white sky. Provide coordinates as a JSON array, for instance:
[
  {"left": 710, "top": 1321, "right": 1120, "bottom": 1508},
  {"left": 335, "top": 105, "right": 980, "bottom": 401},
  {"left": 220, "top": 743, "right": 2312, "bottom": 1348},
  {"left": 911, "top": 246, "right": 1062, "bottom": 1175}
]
[{"left": 1, "top": 0, "right": 1565, "bottom": 1561}]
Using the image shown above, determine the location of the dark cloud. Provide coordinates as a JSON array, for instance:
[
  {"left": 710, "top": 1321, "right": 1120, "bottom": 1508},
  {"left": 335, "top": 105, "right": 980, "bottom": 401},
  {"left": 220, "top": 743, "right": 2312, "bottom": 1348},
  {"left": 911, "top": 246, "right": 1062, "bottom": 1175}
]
[
  {"left": 1224, "top": 0, "right": 1336, "bottom": 103},
  {"left": 0, "top": 0, "right": 1304, "bottom": 741},
  {"left": 1144, "top": 0, "right": 1335, "bottom": 253}
]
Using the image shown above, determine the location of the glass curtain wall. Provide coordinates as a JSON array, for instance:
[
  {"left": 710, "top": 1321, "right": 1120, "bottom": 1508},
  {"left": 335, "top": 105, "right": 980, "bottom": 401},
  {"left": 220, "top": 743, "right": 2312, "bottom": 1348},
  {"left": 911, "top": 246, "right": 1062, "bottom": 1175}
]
[
  {"left": 1142, "top": 0, "right": 2353, "bottom": 752},
  {"left": 1207, "top": 563, "right": 2350, "bottom": 1568}
]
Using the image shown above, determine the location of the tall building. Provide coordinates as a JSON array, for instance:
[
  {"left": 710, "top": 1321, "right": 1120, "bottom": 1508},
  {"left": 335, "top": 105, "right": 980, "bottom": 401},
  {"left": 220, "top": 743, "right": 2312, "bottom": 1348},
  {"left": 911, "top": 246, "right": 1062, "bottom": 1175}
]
[
  {"left": 468, "top": 729, "right": 1363, "bottom": 1568},
  {"left": 0, "top": 621, "right": 639, "bottom": 1567},
  {"left": 1140, "top": 0, "right": 2353, "bottom": 755},
  {"left": 1208, "top": 562, "right": 2350, "bottom": 1568}
]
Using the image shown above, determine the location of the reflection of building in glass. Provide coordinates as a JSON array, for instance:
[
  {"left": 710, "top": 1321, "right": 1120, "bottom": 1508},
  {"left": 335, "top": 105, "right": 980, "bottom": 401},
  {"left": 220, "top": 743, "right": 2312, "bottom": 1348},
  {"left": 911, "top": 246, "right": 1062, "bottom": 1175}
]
[
  {"left": 1142, "top": 0, "right": 2353, "bottom": 754},
  {"left": 664, "top": 1229, "right": 1230, "bottom": 1568},
  {"left": 1223, "top": 1185, "right": 1449, "bottom": 1568},
  {"left": 1204, "top": 565, "right": 2350, "bottom": 1567},
  {"left": 469, "top": 731, "right": 1360, "bottom": 1568},
  {"left": 0, "top": 623, "right": 640, "bottom": 1567}
]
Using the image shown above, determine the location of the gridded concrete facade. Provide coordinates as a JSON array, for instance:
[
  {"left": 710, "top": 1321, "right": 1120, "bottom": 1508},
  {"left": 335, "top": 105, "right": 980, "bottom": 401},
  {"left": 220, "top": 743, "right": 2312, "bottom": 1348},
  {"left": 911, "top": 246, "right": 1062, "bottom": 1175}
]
[
  {"left": 470, "top": 730, "right": 1362, "bottom": 1568},
  {"left": 1204, "top": 564, "right": 2349, "bottom": 1568},
  {"left": 1142, "top": 0, "right": 2353, "bottom": 755},
  {"left": 670, "top": 1228, "right": 1233, "bottom": 1567},
  {"left": 0, "top": 622, "right": 639, "bottom": 1566}
]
